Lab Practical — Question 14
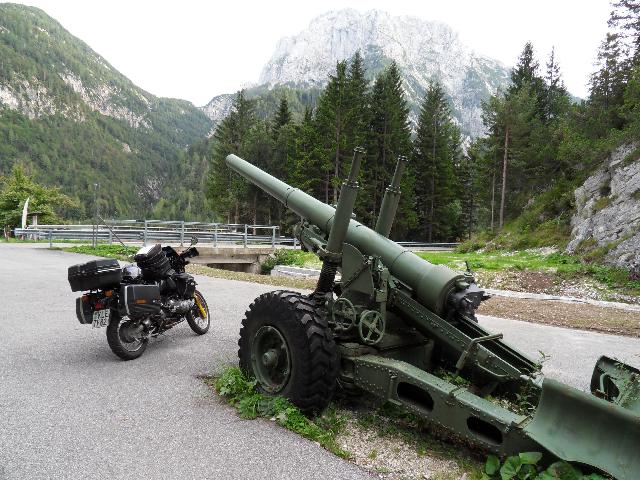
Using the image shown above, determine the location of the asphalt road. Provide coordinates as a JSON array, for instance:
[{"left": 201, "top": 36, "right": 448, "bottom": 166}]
[{"left": 1, "top": 243, "right": 639, "bottom": 479}]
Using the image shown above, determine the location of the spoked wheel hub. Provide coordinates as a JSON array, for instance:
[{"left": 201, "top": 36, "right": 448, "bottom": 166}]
[{"left": 251, "top": 325, "right": 291, "bottom": 394}]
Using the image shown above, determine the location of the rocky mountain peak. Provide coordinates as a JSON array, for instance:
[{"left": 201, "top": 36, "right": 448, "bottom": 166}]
[{"left": 206, "top": 8, "right": 511, "bottom": 138}]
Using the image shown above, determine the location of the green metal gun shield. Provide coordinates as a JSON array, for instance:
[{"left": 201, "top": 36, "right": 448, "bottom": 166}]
[{"left": 525, "top": 378, "right": 640, "bottom": 480}]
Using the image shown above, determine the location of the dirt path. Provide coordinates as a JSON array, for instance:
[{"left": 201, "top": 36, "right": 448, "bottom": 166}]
[{"left": 478, "top": 296, "right": 640, "bottom": 337}]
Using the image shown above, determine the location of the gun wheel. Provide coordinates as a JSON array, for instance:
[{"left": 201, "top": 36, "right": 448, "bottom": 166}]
[{"left": 238, "top": 290, "right": 338, "bottom": 414}]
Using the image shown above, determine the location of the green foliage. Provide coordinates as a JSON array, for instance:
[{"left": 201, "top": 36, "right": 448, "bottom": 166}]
[
  {"left": 206, "top": 56, "right": 417, "bottom": 238},
  {"left": 211, "top": 367, "right": 349, "bottom": 458},
  {"left": 60, "top": 244, "right": 138, "bottom": 261},
  {"left": 260, "top": 249, "right": 321, "bottom": 274},
  {"left": 363, "top": 61, "right": 415, "bottom": 237},
  {"left": 413, "top": 81, "right": 463, "bottom": 241},
  {"left": 419, "top": 248, "right": 640, "bottom": 295},
  {"left": 482, "top": 453, "right": 604, "bottom": 480},
  {"left": 0, "top": 4, "right": 212, "bottom": 220},
  {"left": 472, "top": 9, "right": 640, "bottom": 245},
  {"left": 0, "top": 164, "right": 78, "bottom": 229}
]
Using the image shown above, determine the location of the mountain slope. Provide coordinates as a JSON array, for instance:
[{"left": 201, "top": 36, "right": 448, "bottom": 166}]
[
  {"left": 203, "top": 9, "right": 511, "bottom": 138},
  {"left": 0, "top": 4, "right": 212, "bottom": 218}
]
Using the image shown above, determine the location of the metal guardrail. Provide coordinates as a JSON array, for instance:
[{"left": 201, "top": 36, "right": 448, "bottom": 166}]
[
  {"left": 14, "top": 220, "right": 460, "bottom": 250},
  {"left": 14, "top": 220, "right": 295, "bottom": 248}
]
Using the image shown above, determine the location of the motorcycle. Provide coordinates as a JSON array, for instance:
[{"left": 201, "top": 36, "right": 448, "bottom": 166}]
[{"left": 68, "top": 238, "right": 210, "bottom": 360}]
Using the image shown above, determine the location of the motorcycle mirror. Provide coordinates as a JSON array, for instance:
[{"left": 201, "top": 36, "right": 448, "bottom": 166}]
[{"left": 190, "top": 235, "right": 199, "bottom": 246}]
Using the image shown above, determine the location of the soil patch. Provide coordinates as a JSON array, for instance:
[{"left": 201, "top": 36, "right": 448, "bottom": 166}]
[{"left": 478, "top": 296, "right": 640, "bottom": 337}]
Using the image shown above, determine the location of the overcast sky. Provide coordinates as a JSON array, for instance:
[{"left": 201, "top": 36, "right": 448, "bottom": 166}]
[{"left": 12, "top": 0, "right": 612, "bottom": 105}]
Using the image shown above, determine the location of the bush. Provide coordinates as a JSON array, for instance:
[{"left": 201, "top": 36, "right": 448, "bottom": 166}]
[{"left": 260, "top": 249, "right": 317, "bottom": 274}]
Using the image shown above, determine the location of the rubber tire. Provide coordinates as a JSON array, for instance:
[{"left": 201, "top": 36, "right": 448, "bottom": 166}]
[
  {"left": 187, "top": 290, "right": 210, "bottom": 335},
  {"left": 106, "top": 315, "right": 148, "bottom": 361},
  {"left": 238, "top": 290, "right": 338, "bottom": 414}
]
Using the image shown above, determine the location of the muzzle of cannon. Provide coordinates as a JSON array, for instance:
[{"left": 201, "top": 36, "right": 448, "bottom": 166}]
[{"left": 226, "top": 151, "right": 640, "bottom": 479}]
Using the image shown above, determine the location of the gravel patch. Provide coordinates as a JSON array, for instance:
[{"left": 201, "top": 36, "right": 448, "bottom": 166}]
[{"left": 336, "top": 417, "right": 466, "bottom": 479}]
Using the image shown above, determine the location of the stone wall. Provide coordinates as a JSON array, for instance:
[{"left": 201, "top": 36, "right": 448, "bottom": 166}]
[{"left": 567, "top": 143, "right": 640, "bottom": 267}]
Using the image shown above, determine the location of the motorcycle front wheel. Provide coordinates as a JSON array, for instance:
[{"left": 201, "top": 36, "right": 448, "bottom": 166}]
[
  {"left": 186, "top": 290, "right": 210, "bottom": 335},
  {"left": 106, "top": 314, "right": 149, "bottom": 360}
]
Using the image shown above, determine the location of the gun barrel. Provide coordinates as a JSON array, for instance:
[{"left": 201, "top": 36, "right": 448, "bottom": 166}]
[{"left": 225, "top": 154, "right": 464, "bottom": 315}]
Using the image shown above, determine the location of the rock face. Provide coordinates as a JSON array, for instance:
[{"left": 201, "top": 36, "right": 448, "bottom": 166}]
[
  {"left": 202, "top": 9, "right": 511, "bottom": 138},
  {"left": 567, "top": 143, "right": 640, "bottom": 266}
]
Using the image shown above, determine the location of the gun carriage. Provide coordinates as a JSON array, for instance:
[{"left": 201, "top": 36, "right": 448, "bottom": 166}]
[{"left": 226, "top": 150, "right": 640, "bottom": 479}]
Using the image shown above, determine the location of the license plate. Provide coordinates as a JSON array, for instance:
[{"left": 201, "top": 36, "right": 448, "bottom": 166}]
[{"left": 92, "top": 309, "right": 110, "bottom": 328}]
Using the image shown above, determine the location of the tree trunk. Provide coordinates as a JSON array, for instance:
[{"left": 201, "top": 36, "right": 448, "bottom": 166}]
[
  {"left": 325, "top": 174, "right": 330, "bottom": 204},
  {"left": 499, "top": 126, "right": 510, "bottom": 229},
  {"left": 429, "top": 121, "right": 437, "bottom": 243},
  {"left": 234, "top": 201, "right": 239, "bottom": 225},
  {"left": 490, "top": 164, "right": 496, "bottom": 231},
  {"left": 333, "top": 116, "right": 341, "bottom": 205},
  {"left": 468, "top": 183, "right": 474, "bottom": 239}
]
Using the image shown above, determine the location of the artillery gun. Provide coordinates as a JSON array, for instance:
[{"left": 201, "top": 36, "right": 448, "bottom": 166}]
[{"left": 226, "top": 150, "right": 640, "bottom": 479}]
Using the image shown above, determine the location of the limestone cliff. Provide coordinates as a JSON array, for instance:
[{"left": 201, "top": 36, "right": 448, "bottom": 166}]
[{"left": 567, "top": 143, "right": 640, "bottom": 266}]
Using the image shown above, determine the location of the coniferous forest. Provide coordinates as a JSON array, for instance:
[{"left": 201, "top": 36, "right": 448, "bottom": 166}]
[
  {"left": 193, "top": 0, "right": 640, "bottom": 244},
  {"left": 2, "top": 1, "right": 640, "bottom": 246}
]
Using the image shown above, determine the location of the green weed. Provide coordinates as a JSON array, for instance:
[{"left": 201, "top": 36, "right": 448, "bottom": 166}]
[
  {"left": 59, "top": 244, "right": 138, "bottom": 260},
  {"left": 593, "top": 196, "right": 613, "bottom": 212},
  {"left": 260, "top": 249, "right": 321, "bottom": 274},
  {"left": 208, "top": 367, "right": 349, "bottom": 458},
  {"left": 482, "top": 453, "right": 605, "bottom": 480}
]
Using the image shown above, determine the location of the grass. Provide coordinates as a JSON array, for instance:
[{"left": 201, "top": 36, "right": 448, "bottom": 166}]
[
  {"left": 206, "top": 367, "right": 349, "bottom": 458},
  {"left": 57, "top": 244, "right": 139, "bottom": 261},
  {"left": 260, "top": 249, "right": 322, "bottom": 274},
  {"left": 417, "top": 249, "right": 640, "bottom": 297},
  {"left": 1, "top": 237, "right": 88, "bottom": 244},
  {"left": 188, "top": 264, "right": 317, "bottom": 290},
  {"left": 593, "top": 196, "right": 613, "bottom": 212}
]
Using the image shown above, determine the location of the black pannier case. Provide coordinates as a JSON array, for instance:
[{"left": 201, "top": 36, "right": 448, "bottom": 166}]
[
  {"left": 75, "top": 296, "right": 94, "bottom": 324},
  {"left": 68, "top": 259, "right": 122, "bottom": 292},
  {"left": 120, "top": 284, "right": 161, "bottom": 316}
]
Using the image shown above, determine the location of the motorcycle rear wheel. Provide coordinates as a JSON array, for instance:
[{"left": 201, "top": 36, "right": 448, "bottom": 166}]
[
  {"left": 106, "top": 314, "right": 148, "bottom": 360},
  {"left": 186, "top": 290, "right": 210, "bottom": 335}
]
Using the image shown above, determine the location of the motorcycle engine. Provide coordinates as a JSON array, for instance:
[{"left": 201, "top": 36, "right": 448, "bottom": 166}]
[{"left": 164, "top": 297, "right": 195, "bottom": 314}]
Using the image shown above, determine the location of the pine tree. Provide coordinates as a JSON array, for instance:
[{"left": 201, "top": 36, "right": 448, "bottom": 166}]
[
  {"left": 510, "top": 42, "right": 542, "bottom": 93},
  {"left": 412, "top": 82, "right": 460, "bottom": 241},
  {"left": 315, "top": 61, "right": 349, "bottom": 204},
  {"left": 510, "top": 42, "right": 546, "bottom": 116},
  {"left": 364, "top": 62, "right": 413, "bottom": 235},
  {"left": 609, "top": 0, "right": 640, "bottom": 66},
  {"left": 543, "top": 47, "right": 569, "bottom": 121},
  {"left": 272, "top": 96, "right": 292, "bottom": 140},
  {"left": 482, "top": 87, "right": 537, "bottom": 228},
  {"left": 589, "top": 32, "right": 628, "bottom": 130},
  {"left": 344, "top": 51, "right": 369, "bottom": 155},
  {"left": 207, "top": 90, "right": 256, "bottom": 223}
]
